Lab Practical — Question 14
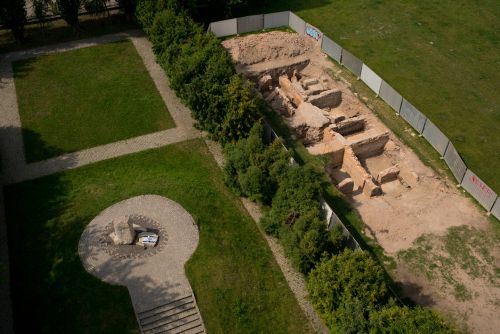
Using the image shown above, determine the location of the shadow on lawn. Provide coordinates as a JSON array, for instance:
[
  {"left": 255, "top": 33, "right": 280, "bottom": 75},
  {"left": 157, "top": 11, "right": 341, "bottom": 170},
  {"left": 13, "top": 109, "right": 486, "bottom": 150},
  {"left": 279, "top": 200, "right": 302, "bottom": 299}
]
[{"left": 1, "top": 127, "right": 142, "bottom": 333}]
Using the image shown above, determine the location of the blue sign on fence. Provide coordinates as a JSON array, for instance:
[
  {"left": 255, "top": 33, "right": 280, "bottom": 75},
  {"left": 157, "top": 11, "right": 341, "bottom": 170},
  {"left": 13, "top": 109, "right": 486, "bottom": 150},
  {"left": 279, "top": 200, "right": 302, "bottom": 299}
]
[{"left": 305, "top": 24, "right": 322, "bottom": 41}]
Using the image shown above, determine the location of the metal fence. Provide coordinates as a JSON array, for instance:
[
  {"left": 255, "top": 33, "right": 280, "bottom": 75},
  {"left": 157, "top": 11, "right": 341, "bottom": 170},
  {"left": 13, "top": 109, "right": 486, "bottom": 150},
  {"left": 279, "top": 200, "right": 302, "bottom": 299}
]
[
  {"left": 399, "top": 99, "right": 427, "bottom": 134},
  {"left": 264, "top": 11, "right": 289, "bottom": 29},
  {"left": 320, "top": 199, "right": 361, "bottom": 250},
  {"left": 443, "top": 142, "right": 467, "bottom": 183},
  {"left": 422, "top": 120, "right": 450, "bottom": 156},
  {"left": 288, "top": 12, "right": 306, "bottom": 35},
  {"left": 378, "top": 80, "right": 403, "bottom": 112},
  {"left": 360, "top": 64, "right": 383, "bottom": 95},
  {"left": 321, "top": 36, "right": 342, "bottom": 63},
  {"left": 460, "top": 170, "right": 497, "bottom": 211},
  {"left": 341, "top": 49, "right": 363, "bottom": 77},
  {"left": 237, "top": 14, "right": 264, "bottom": 34},
  {"left": 208, "top": 11, "right": 499, "bottom": 220}
]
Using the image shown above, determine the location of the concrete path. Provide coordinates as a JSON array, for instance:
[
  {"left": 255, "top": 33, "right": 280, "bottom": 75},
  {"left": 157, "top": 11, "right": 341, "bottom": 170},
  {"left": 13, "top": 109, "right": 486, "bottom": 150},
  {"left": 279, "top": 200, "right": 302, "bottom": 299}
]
[
  {"left": 0, "top": 30, "right": 201, "bottom": 185},
  {"left": 79, "top": 195, "right": 205, "bottom": 333}
]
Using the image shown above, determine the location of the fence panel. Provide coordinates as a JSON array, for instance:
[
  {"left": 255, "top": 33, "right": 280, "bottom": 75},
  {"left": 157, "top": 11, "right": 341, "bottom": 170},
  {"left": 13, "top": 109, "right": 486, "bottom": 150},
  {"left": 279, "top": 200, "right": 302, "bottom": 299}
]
[
  {"left": 237, "top": 14, "right": 264, "bottom": 34},
  {"left": 491, "top": 198, "right": 500, "bottom": 220},
  {"left": 400, "top": 99, "right": 427, "bottom": 133},
  {"left": 341, "top": 49, "right": 363, "bottom": 77},
  {"left": 461, "top": 170, "right": 497, "bottom": 211},
  {"left": 320, "top": 199, "right": 334, "bottom": 224},
  {"left": 305, "top": 23, "right": 323, "bottom": 45},
  {"left": 379, "top": 80, "right": 403, "bottom": 112},
  {"left": 443, "top": 142, "right": 467, "bottom": 183},
  {"left": 321, "top": 36, "right": 342, "bottom": 63},
  {"left": 209, "top": 18, "right": 237, "bottom": 37},
  {"left": 289, "top": 12, "right": 306, "bottom": 35},
  {"left": 264, "top": 11, "right": 289, "bottom": 29},
  {"left": 360, "top": 64, "right": 382, "bottom": 94},
  {"left": 422, "top": 120, "right": 450, "bottom": 156}
]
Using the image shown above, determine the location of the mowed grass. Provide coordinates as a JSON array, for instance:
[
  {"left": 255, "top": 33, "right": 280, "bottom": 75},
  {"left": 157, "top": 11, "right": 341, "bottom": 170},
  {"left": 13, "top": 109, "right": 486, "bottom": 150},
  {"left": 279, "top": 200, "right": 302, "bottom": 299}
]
[
  {"left": 4, "top": 139, "right": 311, "bottom": 333},
  {"left": 252, "top": 0, "right": 500, "bottom": 192},
  {"left": 13, "top": 39, "right": 175, "bottom": 162}
]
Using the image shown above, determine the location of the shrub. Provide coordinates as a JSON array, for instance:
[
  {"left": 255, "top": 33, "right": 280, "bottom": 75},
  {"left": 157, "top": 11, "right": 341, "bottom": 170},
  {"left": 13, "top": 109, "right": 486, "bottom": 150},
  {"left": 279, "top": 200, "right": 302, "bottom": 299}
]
[
  {"left": 368, "top": 302, "right": 457, "bottom": 334},
  {"left": 223, "top": 123, "right": 289, "bottom": 202},
  {"left": 307, "top": 249, "right": 389, "bottom": 325}
]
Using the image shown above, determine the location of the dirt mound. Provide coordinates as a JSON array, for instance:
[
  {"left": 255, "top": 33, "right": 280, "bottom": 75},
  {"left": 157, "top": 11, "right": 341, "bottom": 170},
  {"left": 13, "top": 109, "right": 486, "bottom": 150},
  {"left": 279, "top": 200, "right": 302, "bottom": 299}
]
[{"left": 222, "top": 31, "right": 316, "bottom": 65}]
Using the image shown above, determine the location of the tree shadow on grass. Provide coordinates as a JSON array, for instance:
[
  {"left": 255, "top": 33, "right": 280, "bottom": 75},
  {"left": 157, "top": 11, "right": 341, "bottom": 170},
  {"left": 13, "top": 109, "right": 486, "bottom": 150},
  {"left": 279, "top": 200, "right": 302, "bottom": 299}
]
[{"left": 1, "top": 126, "right": 148, "bottom": 333}]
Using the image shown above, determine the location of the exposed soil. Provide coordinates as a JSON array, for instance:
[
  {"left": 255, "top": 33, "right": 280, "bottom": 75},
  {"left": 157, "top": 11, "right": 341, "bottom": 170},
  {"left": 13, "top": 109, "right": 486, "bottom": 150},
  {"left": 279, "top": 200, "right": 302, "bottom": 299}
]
[{"left": 222, "top": 31, "right": 498, "bottom": 333}]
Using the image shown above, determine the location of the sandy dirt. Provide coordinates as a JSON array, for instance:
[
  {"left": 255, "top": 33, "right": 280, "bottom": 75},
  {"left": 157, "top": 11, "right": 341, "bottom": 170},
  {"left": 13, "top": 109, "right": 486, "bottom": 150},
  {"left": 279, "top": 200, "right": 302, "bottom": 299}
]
[{"left": 222, "top": 31, "right": 498, "bottom": 333}]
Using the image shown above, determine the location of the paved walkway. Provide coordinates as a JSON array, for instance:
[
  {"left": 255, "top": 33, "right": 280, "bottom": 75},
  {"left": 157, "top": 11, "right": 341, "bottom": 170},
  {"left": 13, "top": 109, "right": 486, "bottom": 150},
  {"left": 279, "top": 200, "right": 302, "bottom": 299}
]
[
  {"left": 79, "top": 195, "right": 205, "bottom": 333},
  {"left": 0, "top": 30, "right": 201, "bottom": 185}
]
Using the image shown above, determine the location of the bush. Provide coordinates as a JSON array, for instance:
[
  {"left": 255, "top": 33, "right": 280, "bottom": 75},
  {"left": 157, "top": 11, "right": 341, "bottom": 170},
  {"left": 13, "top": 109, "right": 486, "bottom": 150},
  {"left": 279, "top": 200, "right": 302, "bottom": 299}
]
[
  {"left": 368, "top": 302, "right": 457, "bottom": 334},
  {"left": 307, "top": 249, "right": 389, "bottom": 325},
  {"left": 223, "top": 123, "right": 289, "bottom": 202}
]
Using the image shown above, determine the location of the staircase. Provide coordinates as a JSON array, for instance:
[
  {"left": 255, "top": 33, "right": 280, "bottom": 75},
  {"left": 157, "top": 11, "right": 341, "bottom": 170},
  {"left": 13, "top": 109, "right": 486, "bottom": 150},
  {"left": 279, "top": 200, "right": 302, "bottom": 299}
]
[{"left": 136, "top": 294, "right": 205, "bottom": 334}]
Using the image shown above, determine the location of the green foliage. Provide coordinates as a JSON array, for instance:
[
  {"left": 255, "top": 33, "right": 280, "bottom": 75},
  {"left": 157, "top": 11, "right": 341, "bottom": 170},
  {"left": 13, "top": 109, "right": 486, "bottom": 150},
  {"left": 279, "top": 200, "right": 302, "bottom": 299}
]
[
  {"left": 217, "top": 75, "right": 261, "bottom": 142},
  {"left": 307, "top": 249, "right": 389, "bottom": 325},
  {"left": 368, "top": 303, "right": 456, "bottom": 334},
  {"left": 135, "top": 3, "right": 260, "bottom": 142},
  {"left": 223, "top": 122, "right": 289, "bottom": 202},
  {"left": 0, "top": 0, "right": 27, "bottom": 43},
  {"left": 56, "top": 0, "right": 81, "bottom": 30}
]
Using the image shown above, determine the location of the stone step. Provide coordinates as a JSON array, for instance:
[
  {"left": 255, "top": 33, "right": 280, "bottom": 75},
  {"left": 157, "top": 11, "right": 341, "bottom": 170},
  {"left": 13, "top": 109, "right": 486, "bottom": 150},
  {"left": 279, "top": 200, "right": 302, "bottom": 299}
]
[
  {"left": 140, "top": 301, "right": 195, "bottom": 326},
  {"left": 144, "top": 318, "right": 203, "bottom": 334},
  {"left": 142, "top": 310, "right": 199, "bottom": 332},
  {"left": 138, "top": 295, "right": 194, "bottom": 320}
]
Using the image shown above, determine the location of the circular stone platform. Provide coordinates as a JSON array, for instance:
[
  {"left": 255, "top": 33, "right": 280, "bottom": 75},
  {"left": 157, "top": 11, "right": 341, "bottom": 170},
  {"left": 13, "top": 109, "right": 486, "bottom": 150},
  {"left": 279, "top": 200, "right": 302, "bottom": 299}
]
[{"left": 78, "top": 195, "right": 199, "bottom": 314}]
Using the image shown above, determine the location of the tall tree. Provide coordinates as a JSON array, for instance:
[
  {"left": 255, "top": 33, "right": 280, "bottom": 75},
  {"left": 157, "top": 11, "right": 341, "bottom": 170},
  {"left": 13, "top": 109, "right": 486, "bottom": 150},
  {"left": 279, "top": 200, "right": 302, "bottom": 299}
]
[
  {"left": 56, "top": 0, "right": 81, "bottom": 31},
  {"left": 0, "top": 0, "right": 27, "bottom": 43}
]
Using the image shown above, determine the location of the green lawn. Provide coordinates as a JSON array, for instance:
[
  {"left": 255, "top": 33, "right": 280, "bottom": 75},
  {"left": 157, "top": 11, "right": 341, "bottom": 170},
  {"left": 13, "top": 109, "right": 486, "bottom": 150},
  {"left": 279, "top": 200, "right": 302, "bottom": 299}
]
[
  {"left": 245, "top": 0, "right": 500, "bottom": 192},
  {"left": 4, "top": 139, "right": 311, "bottom": 333},
  {"left": 13, "top": 39, "right": 175, "bottom": 162}
]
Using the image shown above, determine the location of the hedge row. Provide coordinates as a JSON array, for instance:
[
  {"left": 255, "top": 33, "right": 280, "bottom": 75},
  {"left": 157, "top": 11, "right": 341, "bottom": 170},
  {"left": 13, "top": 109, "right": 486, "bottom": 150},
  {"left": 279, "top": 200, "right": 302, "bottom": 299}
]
[
  {"left": 224, "top": 123, "right": 347, "bottom": 274},
  {"left": 136, "top": 0, "right": 260, "bottom": 143},
  {"left": 134, "top": 2, "right": 457, "bottom": 332}
]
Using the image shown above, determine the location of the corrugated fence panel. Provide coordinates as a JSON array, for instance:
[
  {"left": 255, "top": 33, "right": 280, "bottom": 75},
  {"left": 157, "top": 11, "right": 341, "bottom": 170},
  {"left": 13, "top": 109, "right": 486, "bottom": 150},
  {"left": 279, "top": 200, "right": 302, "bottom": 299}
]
[
  {"left": 360, "top": 64, "right": 382, "bottom": 94},
  {"left": 422, "top": 120, "right": 450, "bottom": 156},
  {"left": 379, "top": 80, "right": 403, "bottom": 112},
  {"left": 400, "top": 99, "right": 427, "bottom": 133},
  {"left": 443, "top": 142, "right": 467, "bottom": 183},
  {"left": 491, "top": 198, "right": 500, "bottom": 220},
  {"left": 289, "top": 12, "right": 306, "bottom": 35},
  {"left": 341, "top": 49, "right": 363, "bottom": 77},
  {"left": 209, "top": 18, "right": 237, "bottom": 37},
  {"left": 237, "top": 14, "right": 264, "bottom": 34},
  {"left": 264, "top": 11, "right": 289, "bottom": 29},
  {"left": 461, "top": 170, "right": 497, "bottom": 211},
  {"left": 321, "top": 36, "right": 342, "bottom": 63}
]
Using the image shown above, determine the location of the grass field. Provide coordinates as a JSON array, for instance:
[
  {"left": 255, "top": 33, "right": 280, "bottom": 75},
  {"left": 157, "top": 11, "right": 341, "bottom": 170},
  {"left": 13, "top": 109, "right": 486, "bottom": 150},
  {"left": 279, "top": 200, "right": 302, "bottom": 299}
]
[
  {"left": 13, "top": 39, "right": 175, "bottom": 162},
  {"left": 4, "top": 139, "right": 311, "bottom": 333},
  {"left": 247, "top": 0, "right": 500, "bottom": 192}
]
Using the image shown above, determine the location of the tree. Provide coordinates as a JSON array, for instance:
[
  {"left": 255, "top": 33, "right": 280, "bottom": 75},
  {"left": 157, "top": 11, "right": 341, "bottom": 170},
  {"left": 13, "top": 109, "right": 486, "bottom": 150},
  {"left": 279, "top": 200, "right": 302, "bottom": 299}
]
[
  {"left": 0, "top": 0, "right": 27, "bottom": 43},
  {"left": 56, "top": 0, "right": 81, "bottom": 31},
  {"left": 117, "top": 0, "right": 135, "bottom": 19},
  {"left": 307, "top": 250, "right": 389, "bottom": 326}
]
